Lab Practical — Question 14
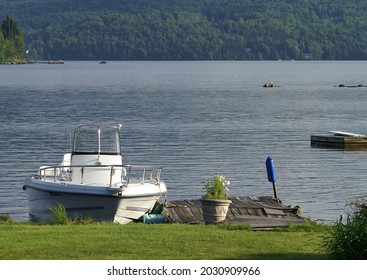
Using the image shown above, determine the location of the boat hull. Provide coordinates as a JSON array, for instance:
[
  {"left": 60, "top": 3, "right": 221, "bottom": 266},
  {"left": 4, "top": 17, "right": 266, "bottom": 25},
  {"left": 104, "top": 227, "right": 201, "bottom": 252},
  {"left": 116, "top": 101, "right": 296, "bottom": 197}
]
[{"left": 23, "top": 177, "right": 166, "bottom": 224}]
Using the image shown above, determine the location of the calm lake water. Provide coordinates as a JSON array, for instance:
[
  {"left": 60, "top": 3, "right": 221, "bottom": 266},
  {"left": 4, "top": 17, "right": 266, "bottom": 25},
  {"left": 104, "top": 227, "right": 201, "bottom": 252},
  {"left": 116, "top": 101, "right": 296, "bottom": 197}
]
[{"left": 1, "top": 60, "right": 367, "bottom": 223}]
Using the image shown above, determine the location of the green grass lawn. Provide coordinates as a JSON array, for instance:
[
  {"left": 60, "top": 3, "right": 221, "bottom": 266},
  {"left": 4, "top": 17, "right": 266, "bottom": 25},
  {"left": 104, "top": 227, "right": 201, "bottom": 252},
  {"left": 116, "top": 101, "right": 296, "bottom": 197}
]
[{"left": 0, "top": 222, "right": 329, "bottom": 260}]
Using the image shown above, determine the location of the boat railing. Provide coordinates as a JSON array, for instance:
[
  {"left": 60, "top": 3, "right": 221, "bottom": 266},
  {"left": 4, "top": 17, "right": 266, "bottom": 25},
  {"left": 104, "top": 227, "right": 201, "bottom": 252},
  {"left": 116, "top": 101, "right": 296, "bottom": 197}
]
[{"left": 38, "top": 164, "right": 163, "bottom": 187}]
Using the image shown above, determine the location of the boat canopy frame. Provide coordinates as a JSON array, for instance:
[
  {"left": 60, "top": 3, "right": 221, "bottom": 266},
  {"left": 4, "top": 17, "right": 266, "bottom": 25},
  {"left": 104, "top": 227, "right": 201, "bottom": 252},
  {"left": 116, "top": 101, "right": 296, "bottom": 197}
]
[{"left": 71, "top": 124, "right": 122, "bottom": 156}]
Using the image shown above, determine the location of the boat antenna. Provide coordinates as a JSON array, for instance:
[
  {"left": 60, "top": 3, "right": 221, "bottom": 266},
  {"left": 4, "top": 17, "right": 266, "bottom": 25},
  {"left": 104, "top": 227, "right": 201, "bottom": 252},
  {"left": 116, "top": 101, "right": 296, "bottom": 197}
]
[{"left": 97, "top": 126, "right": 101, "bottom": 160}]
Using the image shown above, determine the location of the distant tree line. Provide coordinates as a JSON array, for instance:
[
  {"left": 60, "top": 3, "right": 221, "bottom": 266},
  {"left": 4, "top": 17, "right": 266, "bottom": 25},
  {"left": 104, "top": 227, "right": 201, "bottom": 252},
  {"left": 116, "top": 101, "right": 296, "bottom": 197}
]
[
  {"left": 0, "top": 15, "right": 25, "bottom": 63},
  {"left": 1, "top": 0, "right": 367, "bottom": 60}
]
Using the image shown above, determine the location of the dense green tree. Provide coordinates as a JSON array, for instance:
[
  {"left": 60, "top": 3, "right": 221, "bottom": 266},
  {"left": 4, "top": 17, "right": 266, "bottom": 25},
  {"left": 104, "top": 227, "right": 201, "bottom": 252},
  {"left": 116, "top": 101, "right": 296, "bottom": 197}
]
[
  {"left": 0, "top": 15, "right": 25, "bottom": 63},
  {"left": 0, "top": 30, "right": 4, "bottom": 61},
  {"left": 1, "top": 15, "right": 21, "bottom": 38}
]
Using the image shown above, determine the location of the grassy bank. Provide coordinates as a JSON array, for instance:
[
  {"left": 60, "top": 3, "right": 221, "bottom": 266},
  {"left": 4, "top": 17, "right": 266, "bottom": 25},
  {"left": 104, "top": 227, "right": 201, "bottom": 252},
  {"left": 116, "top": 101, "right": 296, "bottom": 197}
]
[{"left": 0, "top": 221, "right": 329, "bottom": 260}]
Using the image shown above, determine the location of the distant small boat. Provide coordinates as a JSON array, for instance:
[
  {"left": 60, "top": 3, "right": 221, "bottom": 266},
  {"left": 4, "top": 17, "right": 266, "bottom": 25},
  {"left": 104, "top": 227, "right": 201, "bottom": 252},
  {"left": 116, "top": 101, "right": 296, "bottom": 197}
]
[
  {"left": 23, "top": 124, "right": 167, "bottom": 224},
  {"left": 99, "top": 61, "right": 107, "bottom": 64},
  {"left": 328, "top": 131, "right": 366, "bottom": 138}
]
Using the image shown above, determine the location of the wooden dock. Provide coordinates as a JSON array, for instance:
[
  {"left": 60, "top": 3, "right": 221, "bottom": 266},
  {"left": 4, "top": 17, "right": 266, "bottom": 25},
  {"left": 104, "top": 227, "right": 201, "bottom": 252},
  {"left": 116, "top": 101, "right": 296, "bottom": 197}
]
[
  {"left": 311, "top": 134, "right": 367, "bottom": 149},
  {"left": 163, "top": 196, "right": 305, "bottom": 230}
]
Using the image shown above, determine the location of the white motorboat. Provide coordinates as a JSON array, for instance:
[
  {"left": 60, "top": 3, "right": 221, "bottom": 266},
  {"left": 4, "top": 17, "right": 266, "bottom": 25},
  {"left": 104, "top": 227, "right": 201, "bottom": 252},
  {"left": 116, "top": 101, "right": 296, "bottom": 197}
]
[{"left": 23, "top": 124, "right": 167, "bottom": 224}]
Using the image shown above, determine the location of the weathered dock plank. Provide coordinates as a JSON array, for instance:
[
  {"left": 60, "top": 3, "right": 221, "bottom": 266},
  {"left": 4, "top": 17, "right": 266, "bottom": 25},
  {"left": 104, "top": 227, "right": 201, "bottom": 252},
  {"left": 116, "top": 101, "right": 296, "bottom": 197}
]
[
  {"left": 163, "top": 196, "right": 304, "bottom": 230},
  {"left": 232, "top": 215, "right": 305, "bottom": 230},
  {"left": 311, "top": 134, "right": 367, "bottom": 149}
]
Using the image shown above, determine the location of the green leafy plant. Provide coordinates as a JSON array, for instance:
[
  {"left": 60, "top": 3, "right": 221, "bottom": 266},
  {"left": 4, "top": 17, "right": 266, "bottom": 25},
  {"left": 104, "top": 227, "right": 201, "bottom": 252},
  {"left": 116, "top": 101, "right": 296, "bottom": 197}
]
[
  {"left": 50, "top": 204, "right": 94, "bottom": 225},
  {"left": 51, "top": 204, "right": 69, "bottom": 225},
  {"left": 323, "top": 199, "right": 367, "bottom": 259},
  {"left": 202, "top": 175, "right": 230, "bottom": 200},
  {"left": 0, "top": 213, "right": 14, "bottom": 223}
]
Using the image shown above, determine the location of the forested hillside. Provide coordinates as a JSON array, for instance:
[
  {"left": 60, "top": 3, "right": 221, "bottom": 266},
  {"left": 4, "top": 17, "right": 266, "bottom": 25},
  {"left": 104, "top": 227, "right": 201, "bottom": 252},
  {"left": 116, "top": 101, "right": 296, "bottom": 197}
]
[{"left": 1, "top": 0, "right": 367, "bottom": 60}]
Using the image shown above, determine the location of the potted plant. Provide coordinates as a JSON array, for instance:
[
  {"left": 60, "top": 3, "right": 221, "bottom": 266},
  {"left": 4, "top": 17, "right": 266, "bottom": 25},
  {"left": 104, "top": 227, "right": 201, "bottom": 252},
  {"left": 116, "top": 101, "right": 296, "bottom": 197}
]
[{"left": 200, "top": 175, "right": 232, "bottom": 224}]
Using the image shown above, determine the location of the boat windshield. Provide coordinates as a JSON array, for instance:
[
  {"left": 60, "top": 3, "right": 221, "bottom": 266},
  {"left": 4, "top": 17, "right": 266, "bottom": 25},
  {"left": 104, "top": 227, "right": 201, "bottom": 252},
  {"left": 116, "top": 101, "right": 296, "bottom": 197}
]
[{"left": 72, "top": 125, "right": 121, "bottom": 155}]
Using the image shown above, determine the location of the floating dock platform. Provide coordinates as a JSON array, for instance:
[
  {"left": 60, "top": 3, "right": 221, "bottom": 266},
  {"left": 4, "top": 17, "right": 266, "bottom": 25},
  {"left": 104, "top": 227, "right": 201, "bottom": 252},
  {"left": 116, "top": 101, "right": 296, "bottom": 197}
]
[
  {"left": 163, "top": 196, "right": 304, "bottom": 230},
  {"left": 310, "top": 134, "right": 367, "bottom": 149}
]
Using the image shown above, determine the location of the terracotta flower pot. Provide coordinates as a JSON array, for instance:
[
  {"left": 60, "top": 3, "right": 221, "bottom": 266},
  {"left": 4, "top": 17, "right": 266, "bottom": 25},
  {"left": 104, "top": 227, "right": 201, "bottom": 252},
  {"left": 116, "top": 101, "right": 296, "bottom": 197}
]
[{"left": 200, "top": 198, "right": 232, "bottom": 224}]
